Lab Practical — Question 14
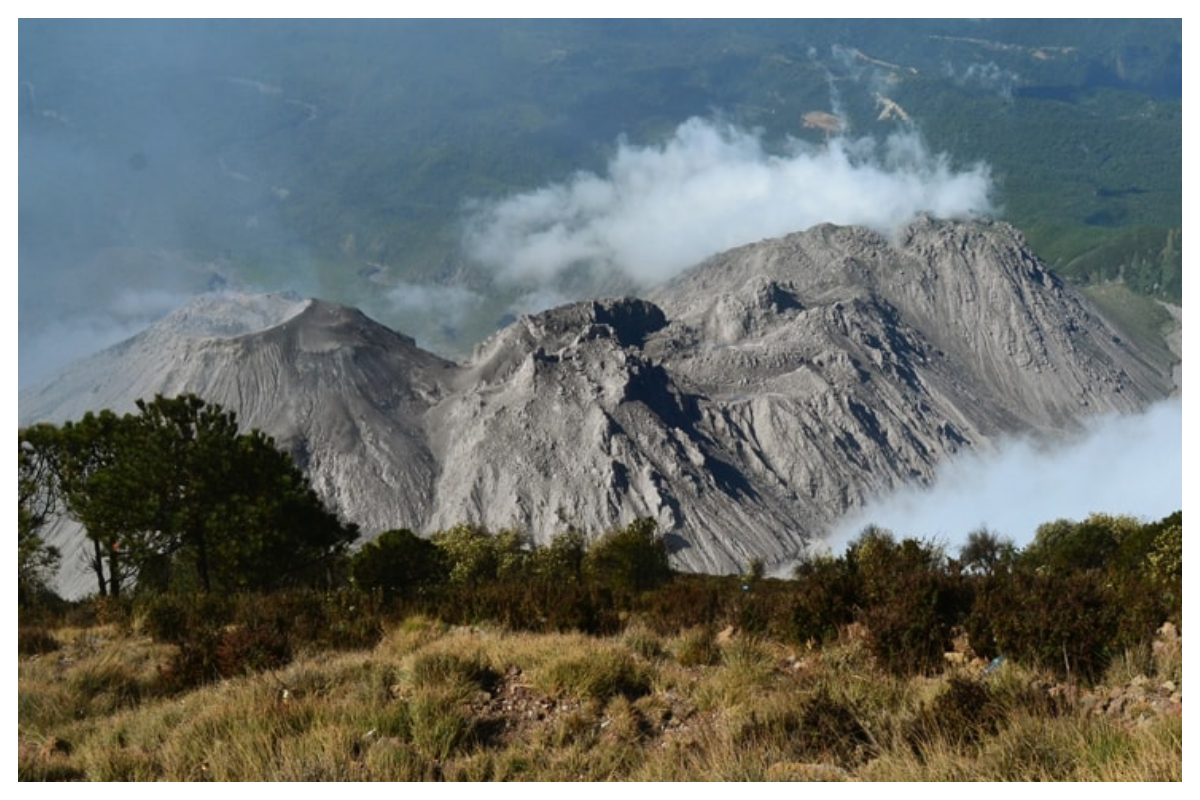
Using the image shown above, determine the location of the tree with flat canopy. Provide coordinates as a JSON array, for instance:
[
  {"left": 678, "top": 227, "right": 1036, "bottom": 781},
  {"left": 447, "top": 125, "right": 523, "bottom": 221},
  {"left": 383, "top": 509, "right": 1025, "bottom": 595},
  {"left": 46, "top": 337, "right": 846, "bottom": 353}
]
[{"left": 18, "top": 394, "right": 357, "bottom": 596}]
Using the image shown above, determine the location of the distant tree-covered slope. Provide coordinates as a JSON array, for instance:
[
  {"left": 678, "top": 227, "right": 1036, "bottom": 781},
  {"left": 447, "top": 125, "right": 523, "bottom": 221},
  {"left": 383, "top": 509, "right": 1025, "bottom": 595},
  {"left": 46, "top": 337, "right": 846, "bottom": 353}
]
[{"left": 19, "top": 19, "right": 1180, "bottom": 367}]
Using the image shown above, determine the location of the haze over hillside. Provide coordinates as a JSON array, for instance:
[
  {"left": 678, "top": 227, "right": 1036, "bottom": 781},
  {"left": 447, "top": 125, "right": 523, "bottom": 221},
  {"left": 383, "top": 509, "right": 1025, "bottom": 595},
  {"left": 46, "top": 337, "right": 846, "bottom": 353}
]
[
  {"left": 20, "top": 218, "right": 1180, "bottom": 598},
  {"left": 19, "top": 19, "right": 1181, "bottom": 386}
]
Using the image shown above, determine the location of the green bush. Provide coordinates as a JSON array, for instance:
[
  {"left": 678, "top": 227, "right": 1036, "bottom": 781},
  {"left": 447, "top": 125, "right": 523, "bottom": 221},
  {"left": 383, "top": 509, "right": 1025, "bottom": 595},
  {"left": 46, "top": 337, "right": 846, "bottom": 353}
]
[
  {"left": 904, "top": 674, "right": 1003, "bottom": 753},
  {"left": 351, "top": 528, "right": 447, "bottom": 602},
  {"left": 431, "top": 523, "right": 532, "bottom": 585},
  {"left": 630, "top": 576, "right": 726, "bottom": 634},
  {"left": 843, "top": 528, "right": 970, "bottom": 676},
  {"left": 979, "top": 570, "right": 1120, "bottom": 683},
  {"left": 584, "top": 518, "right": 672, "bottom": 595},
  {"left": 733, "top": 687, "right": 872, "bottom": 768},
  {"left": 139, "top": 595, "right": 192, "bottom": 644},
  {"left": 795, "top": 688, "right": 875, "bottom": 767},
  {"left": 138, "top": 593, "right": 233, "bottom": 644},
  {"left": 531, "top": 527, "right": 588, "bottom": 585},
  {"left": 791, "top": 554, "right": 858, "bottom": 644}
]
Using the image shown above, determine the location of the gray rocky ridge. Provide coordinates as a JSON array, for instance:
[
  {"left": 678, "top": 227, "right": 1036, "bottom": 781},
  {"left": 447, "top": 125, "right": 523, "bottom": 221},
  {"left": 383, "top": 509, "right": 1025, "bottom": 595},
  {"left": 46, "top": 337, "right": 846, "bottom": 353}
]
[{"left": 20, "top": 218, "right": 1178, "bottom": 597}]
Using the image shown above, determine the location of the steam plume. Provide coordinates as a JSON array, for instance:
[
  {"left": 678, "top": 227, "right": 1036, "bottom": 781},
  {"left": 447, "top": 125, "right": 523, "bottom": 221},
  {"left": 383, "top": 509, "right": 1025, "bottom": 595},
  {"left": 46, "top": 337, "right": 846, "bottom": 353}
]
[
  {"left": 827, "top": 397, "right": 1183, "bottom": 555},
  {"left": 464, "top": 118, "right": 993, "bottom": 286}
]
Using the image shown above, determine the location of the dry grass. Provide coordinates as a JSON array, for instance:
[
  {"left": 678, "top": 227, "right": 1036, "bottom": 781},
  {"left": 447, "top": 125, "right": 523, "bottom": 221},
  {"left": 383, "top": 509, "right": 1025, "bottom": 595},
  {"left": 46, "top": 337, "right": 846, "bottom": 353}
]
[{"left": 18, "top": 617, "right": 1182, "bottom": 781}]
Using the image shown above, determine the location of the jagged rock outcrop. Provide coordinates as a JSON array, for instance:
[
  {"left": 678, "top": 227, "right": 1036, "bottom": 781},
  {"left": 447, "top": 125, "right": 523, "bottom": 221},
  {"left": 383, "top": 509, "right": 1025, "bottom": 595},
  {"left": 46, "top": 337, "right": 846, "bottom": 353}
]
[{"left": 20, "top": 218, "right": 1178, "bottom": 597}]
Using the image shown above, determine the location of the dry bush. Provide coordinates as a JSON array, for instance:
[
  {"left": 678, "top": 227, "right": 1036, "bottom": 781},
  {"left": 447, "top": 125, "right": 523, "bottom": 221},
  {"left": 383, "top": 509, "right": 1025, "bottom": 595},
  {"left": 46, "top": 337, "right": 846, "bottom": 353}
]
[
  {"left": 18, "top": 626, "right": 60, "bottom": 656},
  {"left": 672, "top": 626, "right": 720, "bottom": 667},
  {"left": 620, "top": 624, "right": 664, "bottom": 660},
  {"left": 535, "top": 647, "right": 653, "bottom": 703},
  {"left": 407, "top": 649, "right": 497, "bottom": 693}
]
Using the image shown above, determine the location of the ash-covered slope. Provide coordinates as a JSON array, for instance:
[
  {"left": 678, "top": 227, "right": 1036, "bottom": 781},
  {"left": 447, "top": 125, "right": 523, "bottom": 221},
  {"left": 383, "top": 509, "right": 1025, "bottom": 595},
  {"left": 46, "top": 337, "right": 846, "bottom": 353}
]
[
  {"left": 20, "top": 219, "right": 1178, "bottom": 593},
  {"left": 425, "top": 298, "right": 813, "bottom": 570},
  {"left": 653, "top": 217, "right": 1168, "bottom": 428},
  {"left": 21, "top": 293, "right": 457, "bottom": 534},
  {"left": 630, "top": 217, "right": 1175, "bottom": 568},
  {"left": 427, "top": 220, "right": 1174, "bottom": 572}
]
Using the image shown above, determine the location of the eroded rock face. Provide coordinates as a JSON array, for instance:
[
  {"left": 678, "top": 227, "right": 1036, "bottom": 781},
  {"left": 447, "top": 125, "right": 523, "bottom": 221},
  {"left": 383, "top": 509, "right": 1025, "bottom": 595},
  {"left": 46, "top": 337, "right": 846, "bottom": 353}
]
[{"left": 20, "top": 219, "right": 1178, "bottom": 597}]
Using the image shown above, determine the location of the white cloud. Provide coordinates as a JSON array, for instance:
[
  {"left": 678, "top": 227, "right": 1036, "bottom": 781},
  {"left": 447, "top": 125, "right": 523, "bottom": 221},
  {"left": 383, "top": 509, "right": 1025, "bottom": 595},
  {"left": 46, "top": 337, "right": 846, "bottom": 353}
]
[
  {"left": 385, "top": 282, "right": 485, "bottom": 325},
  {"left": 463, "top": 118, "right": 994, "bottom": 287},
  {"left": 19, "top": 288, "right": 192, "bottom": 388},
  {"left": 827, "top": 397, "right": 1183, "bottom": 555},
  {"left": 944, "top": 60, "right": 1019, "bottom": 99}
]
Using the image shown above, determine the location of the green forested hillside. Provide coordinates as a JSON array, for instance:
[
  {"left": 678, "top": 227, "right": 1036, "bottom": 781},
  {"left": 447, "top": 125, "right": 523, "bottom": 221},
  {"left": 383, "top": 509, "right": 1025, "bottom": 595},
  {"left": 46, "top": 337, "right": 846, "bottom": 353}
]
[{"left": 19, "top": 19, "right": 1181, "bottom": 363}]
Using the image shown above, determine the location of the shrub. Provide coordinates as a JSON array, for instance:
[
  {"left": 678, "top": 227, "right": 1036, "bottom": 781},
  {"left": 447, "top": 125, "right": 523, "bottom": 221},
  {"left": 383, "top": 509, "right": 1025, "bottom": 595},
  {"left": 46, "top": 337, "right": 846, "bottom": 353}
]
[
  {"left": 532, "top": 527, "right": 588, "bottom": 584},
  {"left": 1132, "top": 513, "right": 1182, "bottom": 627},
  {"left": 538, "top": 649, "right": 653, "bottom": 702},
  {"left": 228, "top": 589, "right": 384, "bottom": 652},
  {"left": 793, "top": 688, "right": 874, "bottom": 766},
  {"left": 584, "top": 518, "right": 672, "bottom": 595},
  {"left": 1021, "top": 514, "right": 1129, "bottom": 575},
  {"left": 156, "top": 630, "right": 223, "bottom": 694},
  {"left": 308, "top": 589, "right": 386, "bottom": 651},
  {"left": 431, "top": 523, "right": 532, "bottom": 585},
  {"left": 732, "top": 687, "right": 872, "bottom": 768},
  {"left": 139, "top": 594, "right": 192, "bottom": 644},
  {"left": 408, "top": 650, "right": 497, "bottom": 693},
  {"left": 978, "top": 570, "right": 1120, "bottom": 683},
  {"left": 215, "top": 624, "right": 292, "bottom": 677},
  {"left": 904, "top": 674, "right": 1002, "bottom": 753},
  {"left": 845, "top": 529, "right": 968, "bottom": 675},
  {"left": 18, "top": 627, "right": 60, "bottom": 656},
  {"left": 138, "top": 593, "right": 233, "bottom": 644},
  {"left": 630, "top": 576, "right": 726, "bottom": 634},
  {"left": 673, "top": 626, "right": 720, "bottom": 667},
  {"left": 791, "top": 553, "right": 857, "bottom": 644},
  {"left": 351, "top": 528, "right": 447, "bottom": 602}
]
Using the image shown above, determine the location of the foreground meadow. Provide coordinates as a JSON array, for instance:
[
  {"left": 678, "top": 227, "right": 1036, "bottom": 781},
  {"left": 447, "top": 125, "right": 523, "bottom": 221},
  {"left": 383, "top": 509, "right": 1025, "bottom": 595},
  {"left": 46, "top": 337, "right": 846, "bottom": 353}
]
[{"left": 18, "top": 607, "right": 1181, "bottom": 781}]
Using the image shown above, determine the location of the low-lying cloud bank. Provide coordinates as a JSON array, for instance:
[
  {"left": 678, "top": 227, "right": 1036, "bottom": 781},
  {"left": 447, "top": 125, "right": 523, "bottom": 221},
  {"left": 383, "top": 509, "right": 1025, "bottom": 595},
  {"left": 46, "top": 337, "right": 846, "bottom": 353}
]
[
  {"left": 19, "top": 288, "right": 194, "bottom": 389},
  {"left": 464, "top": 117, "right": 994, "bottom": 286},
  {"left": 826, "top": 396, "right": 1183, "bottom": 556}
]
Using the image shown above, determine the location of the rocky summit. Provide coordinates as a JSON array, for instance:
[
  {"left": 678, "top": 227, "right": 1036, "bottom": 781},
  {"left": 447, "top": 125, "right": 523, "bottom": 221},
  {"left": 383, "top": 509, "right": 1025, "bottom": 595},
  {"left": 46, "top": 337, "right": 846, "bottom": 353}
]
[{"left": 20, "top": 218, "right": 1178, "bottom": 597}]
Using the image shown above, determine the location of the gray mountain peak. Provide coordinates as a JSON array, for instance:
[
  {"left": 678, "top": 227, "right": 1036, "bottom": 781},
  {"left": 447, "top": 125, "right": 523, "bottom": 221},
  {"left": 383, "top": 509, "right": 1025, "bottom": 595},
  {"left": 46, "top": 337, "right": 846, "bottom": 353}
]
[{"left": 20, "top": 220, "right": 1178, "bottom": 597}]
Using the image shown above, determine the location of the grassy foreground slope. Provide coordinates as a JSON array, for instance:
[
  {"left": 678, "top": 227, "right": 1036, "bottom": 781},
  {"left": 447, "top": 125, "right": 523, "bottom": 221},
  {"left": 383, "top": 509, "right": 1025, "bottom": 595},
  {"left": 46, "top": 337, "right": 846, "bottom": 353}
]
[
  {"left": 18, "top": 611, "right": 1181, "bottom": 781},
  {"left": 19, "top": 511, "right": 1183, "bottom": 781}
]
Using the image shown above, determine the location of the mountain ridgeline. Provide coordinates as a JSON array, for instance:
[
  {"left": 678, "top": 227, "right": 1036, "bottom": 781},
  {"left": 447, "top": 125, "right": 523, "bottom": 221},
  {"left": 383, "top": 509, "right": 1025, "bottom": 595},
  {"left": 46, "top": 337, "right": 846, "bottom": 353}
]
[{"left": 20, "top": 218, "right": 1177, "bottom": 597}]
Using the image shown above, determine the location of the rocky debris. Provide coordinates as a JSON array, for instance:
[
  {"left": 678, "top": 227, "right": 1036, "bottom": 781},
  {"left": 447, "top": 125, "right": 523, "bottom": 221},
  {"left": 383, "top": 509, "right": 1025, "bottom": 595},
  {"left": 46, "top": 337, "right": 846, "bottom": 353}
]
[
  {"left": 1077, "top": 675, "right": 1183, "bottom": 726},
  {"left": 1077, "top": 621, "right": 1184, "bottom": 727},
  {"left": 942, "top": 621, "right": 1182, "bottom": 729},
  {"left": 20, "top": 219, "right": 1179, "bottom": 598}
]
